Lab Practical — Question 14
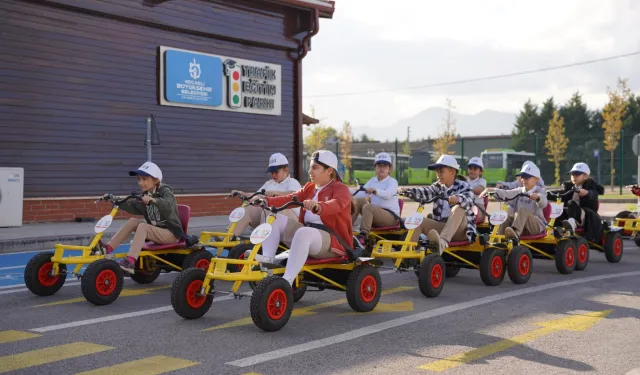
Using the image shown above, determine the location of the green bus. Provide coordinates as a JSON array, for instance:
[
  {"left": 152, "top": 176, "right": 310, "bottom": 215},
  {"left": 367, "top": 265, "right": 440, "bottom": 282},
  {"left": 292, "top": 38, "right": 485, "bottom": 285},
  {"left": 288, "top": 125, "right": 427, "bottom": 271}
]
[{"left": 480, "top": 149, "right": 535, "bottom": 185}]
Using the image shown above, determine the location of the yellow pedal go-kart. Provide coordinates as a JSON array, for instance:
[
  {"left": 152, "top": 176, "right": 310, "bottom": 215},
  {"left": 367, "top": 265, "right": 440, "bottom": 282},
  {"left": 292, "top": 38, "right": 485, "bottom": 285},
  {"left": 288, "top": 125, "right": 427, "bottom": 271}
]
[
  {"left": 171, "top": 198, "right": 382, "bottom": 332},
  {"left": 486, "top": 190, "right": 585, "bottom": 275},
  {"left": 546, "top": 189, "right": 623, "bottom": 265},
  {"left": 24, "top": 193, "right": 210, "bottom": 306},
  {"left": 198, "top": 190, "right": 266, "bottom": 256},
  {"left": 371, "top": 191, "right": 534, "bottom": 293}
]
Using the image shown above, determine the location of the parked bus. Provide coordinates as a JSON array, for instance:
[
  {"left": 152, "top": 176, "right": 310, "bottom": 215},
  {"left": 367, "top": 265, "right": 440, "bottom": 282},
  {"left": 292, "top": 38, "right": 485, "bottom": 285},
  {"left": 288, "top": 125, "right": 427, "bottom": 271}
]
[{"left": 480, "top": 148, "right": 535, "bottom": 185}]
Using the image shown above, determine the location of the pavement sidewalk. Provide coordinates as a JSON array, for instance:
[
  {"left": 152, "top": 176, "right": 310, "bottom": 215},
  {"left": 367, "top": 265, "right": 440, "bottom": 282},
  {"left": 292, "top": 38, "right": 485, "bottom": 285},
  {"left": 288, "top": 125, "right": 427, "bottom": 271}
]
[{"left": 0, "top": 201, "right": 634, "bottom": 254}]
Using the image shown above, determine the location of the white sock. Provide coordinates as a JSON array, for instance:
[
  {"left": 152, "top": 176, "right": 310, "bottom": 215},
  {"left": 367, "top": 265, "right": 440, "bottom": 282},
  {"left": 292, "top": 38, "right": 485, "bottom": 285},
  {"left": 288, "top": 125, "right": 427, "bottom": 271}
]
[
  {"left": 260, "top": 214, "right": 288, "bottom": 261},
  {"left": 282, "top": 227, "right": 323, "bottom": 285}
]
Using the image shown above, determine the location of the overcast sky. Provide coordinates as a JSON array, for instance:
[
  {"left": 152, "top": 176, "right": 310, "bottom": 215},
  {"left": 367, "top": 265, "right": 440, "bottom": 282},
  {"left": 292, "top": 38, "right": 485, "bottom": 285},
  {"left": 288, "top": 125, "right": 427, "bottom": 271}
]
[{"left": 302, "top": 0, "right": 640, "bottom": 131}]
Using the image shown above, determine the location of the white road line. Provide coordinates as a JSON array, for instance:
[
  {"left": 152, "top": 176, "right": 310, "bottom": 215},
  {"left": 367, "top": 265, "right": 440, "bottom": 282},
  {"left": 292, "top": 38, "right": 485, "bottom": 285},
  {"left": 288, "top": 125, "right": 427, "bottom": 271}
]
[
  {"left": 0, "top": 265, "right": 26, "bottom": 270},
  {"left": 30, "top": 294, "right": 239, "bottom": 332},
  {"left": 0, "top": 272, "right": 175, "bottom": 294},
  {"left": 226, "top": 270, "right": 640, "bottom": 367}
]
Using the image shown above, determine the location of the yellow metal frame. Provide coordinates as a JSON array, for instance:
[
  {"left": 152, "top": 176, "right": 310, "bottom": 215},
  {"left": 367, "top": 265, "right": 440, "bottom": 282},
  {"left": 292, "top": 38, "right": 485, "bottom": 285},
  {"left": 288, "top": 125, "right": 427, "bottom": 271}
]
[
  {"left": 49, "top": 206, "right": 197, "bottom": 276},
  {"left": 370, "top": 202, "right": 507, "bottom": 271},
  {"left": 198, "top": 212, "right": 363, "bottom": 297},
  {"left": 198, "top": 200, "right": 252, "bottom": 256},
  {"left": 613, "top": 217, "right": 640, "bottom": 238}
]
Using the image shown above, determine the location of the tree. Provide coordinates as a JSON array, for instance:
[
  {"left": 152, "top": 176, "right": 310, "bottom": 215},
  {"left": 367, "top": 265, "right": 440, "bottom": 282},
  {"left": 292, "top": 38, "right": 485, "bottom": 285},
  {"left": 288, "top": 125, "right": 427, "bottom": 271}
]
[
  {"left": 402, "top": 127, "right": 411, "bottom": 156},
  {"left": 558, "top": 92, "right": 596, "bottom": 172},
  {"left": 602, "top": 78, "right": 632, "bottom": 190},
  {"left": 432, "top": 98, "right": 457, "bottom": 159},
  {"left": 354, "top": 134, "right": 378, "bottom": 143},
  {"left": 304, "top": 106, "right": 338, "bottom": 152},
  {"left": 511, "top": 99, "right": 539, "bottom": 153},
  {"left": 545, "top": 110, "right": 569, "bottom": 185},
  {"left": 339, "top": 121, "right": 352, "bottom": 182}
]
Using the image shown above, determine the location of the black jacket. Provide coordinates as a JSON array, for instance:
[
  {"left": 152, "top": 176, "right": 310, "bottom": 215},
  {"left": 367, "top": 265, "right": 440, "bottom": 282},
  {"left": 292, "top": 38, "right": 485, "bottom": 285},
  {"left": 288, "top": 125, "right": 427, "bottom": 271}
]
[{"left": 558, "top": 178, "right": 604, "bottom": 212}]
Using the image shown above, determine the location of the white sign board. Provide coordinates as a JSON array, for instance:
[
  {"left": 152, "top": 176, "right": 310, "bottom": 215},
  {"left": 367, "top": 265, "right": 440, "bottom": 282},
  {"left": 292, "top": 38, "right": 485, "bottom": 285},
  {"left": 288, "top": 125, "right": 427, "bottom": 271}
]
[{"left": 250, "top": 223, "right": 273, "bottom": 244}]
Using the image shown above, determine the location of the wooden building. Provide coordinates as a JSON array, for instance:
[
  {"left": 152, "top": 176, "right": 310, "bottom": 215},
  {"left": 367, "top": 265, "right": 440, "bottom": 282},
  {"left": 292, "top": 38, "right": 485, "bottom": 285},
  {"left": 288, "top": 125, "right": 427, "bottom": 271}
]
[{"left": 0, "top": 0, "right": 334, "bottom": 223}]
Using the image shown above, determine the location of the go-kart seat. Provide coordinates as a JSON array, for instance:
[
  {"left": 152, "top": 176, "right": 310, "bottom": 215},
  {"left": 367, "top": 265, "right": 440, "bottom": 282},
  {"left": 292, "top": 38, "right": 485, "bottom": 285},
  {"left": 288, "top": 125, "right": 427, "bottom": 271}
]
[
  {"left": 305, "top": 256, "right": 346, "bottom": 265},
  {"left": 370, "top": 199, "right": 404, "bottom": 231},
  {"left": 142, "top": 204, "right": 190, "bottom": 250},
  {"left": 448, "top": 240, "right": 471, "bottom": 247},
  {"left": 473, "top": 196, "right": 490, "bottom": 225}
]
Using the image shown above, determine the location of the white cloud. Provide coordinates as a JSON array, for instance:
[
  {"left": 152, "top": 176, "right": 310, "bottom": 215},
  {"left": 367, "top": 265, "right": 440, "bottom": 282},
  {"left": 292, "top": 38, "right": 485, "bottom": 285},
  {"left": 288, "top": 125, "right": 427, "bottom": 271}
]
[{"left": 302, "top": 0, "right": 640, "bottom": 132}]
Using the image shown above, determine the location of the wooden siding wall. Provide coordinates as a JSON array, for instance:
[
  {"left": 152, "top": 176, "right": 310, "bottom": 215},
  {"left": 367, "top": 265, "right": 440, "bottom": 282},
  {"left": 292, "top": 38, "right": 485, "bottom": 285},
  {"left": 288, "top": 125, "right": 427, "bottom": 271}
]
[{"left": 0, "top": 0, "right": 303, "bottom": 198}]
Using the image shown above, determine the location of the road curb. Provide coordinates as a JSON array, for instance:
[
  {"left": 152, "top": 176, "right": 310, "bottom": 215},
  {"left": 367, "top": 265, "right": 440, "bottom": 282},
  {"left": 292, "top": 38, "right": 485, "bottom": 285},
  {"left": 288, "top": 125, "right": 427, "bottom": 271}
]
[{"left": 0, "top": 224, "right": 227, "bottom": 254}]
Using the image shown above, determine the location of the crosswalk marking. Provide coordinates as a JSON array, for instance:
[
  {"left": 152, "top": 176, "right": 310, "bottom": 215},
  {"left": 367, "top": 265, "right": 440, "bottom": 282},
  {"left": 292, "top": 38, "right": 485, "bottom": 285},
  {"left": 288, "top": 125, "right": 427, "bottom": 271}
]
[
  {"left": 0, "top": 330, "right": 41, "bottom": 344},
  {"left": 74, "top": 355, "right": 199, "bottom": 375},
  {"left": 0, "top": 342, "right": 113, "bottom": 373}
]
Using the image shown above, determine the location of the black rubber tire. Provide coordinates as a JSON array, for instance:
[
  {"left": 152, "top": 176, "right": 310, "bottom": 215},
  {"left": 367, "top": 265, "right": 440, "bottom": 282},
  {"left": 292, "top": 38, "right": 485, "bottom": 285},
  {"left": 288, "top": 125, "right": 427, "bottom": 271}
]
[
  {"left": 615, "top": 211, "right": 633, "bottom": 219},
  {"left": 417, "top": 254, "right": 446, "bottom": 298},
  {"left": 346, "top": 265, "right": 382, "bottom": 312},
  {"left": 171, "top": 267, "right": 214, "bottom": 319},
  {"left": 604, "top": 231, "right": 623, "bottom": 263},
  {"left": 555, "top": 239, "right": 577, "bottom": 274},
  {"left": 81, "top": 259, "right": 124, "bottom": 306},
  {"left": 575, "top": 237, "right": 590, "bottom": 271},
  {"left": 507, "top": 246, "right": 533, "bottom": 284},
  {"left": 182, "top": 250, "right": 212, "bottom": 270},
  {"left": 480, "top": 247, "right": 506, "bottom": 286},
  {"left": 292, "top": 282, "right": 307, "bottom": 303},
  {"left": 130, "top": 258, "right": 161, "bottom": 284},
  {"left": 24, "top": 252, "right": 67, "bottom": 296},
  {"left": 445, "top": 265, "right": 460, "bottom": 278},
  {"left": 250, "top": 276, "right": 293, "bottom": 332},
  {"left": 226, "top": 244, "right": 253, "bottom": 272}
]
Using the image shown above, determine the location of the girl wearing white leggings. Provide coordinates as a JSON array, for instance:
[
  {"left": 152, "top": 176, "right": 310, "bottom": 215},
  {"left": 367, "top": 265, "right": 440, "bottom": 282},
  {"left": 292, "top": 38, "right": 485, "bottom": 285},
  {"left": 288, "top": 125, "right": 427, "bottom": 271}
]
[{"left": 260, "top": 150, "right": 354, "bottom": 287}]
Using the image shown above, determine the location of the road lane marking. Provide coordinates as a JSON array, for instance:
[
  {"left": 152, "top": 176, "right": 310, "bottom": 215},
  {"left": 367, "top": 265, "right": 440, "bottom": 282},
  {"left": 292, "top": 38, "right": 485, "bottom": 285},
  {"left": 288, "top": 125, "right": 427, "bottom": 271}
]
[
  {"left": 0, "top": 342, "right": 113, "bottom": 373},
  {"left": 0, "top": 330, "right": 41, "bottom": 344},
  {"left": 226, "top": 271, "right": 640, "bottom": 367},
  {"left": 74, "top": 355, "right": 199, "bottom": 375}
]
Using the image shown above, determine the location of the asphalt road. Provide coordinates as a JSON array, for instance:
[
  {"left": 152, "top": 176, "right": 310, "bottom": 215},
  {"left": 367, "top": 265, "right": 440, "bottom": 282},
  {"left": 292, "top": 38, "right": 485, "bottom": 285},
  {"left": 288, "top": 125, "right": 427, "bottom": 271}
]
[{"left": 1, "top": 242, "right": 640, "bottom": 375}]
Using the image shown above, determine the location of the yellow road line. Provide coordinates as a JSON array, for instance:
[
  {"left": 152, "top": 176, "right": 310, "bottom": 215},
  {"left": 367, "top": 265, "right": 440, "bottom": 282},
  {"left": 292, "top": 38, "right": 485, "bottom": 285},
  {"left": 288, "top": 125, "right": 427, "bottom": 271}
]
[
  {"left": 0, "top": 330, "right": 41, "bottom": 344},
  {"left": 34, "top": 285, "right": 171, "bottom": 307},
  {"left": 0, "top": 342, "right": 113, "bottom": 373},
  {"left": 203, "top": 286, "right": 414, "bottom": 331},
  {"left": 75, "top": 355, "right": 199, "bottom": 375}
]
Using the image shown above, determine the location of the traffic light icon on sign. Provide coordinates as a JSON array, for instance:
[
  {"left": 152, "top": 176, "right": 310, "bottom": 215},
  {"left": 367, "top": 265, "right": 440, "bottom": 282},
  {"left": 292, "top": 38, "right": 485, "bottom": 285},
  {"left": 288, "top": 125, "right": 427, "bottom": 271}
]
[{"left": 224, "top": 59, "right": 242, "bottom": 109}]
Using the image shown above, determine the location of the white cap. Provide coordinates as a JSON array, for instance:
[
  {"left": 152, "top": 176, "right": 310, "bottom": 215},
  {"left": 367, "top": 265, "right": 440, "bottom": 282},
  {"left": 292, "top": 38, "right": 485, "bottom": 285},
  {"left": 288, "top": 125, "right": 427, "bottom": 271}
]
[
  {"left": 374, "top": 152, "right": 392, "bottom": 165},
  {"left": 129, "top": 161, "right": 163, "bottom": 181},
  {"left": 266, "top": 153, "right": 289, "bottom": 173},
  {"left": 569, "top": 162, "right": 591, "bottom": 175},
  {"left": 468, "top": 156, "right": 484, "bottom": 169},
  {"left": 428, "top": 154, "right": 460, "bottom": 171},
  {"left": 516, "top": 163, "right": 541, "bottom": 179},
  {"left": 312, "top": 150, "right": 341, "bottom": 180}
]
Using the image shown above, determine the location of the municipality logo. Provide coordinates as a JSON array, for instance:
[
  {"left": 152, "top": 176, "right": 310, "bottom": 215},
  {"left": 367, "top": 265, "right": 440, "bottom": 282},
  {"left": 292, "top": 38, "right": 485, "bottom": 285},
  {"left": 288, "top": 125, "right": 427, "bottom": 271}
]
[{"left": 189, "top": 58, "right": 201, "bottom": 80}]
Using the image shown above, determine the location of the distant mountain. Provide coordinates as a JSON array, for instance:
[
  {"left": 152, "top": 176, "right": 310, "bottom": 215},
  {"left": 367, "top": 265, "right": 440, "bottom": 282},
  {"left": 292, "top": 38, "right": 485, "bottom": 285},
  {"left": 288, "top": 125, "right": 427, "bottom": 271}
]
[{"left": 351, "top": 107, "right": 517, "bottom": 142}]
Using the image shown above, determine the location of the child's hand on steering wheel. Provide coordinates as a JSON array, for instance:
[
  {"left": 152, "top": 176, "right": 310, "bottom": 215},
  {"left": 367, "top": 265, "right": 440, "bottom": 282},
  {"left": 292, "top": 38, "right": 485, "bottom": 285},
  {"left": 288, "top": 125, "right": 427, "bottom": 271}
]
[
  {"left": 529, "top": 193, "right": 540, "bottom": 201},
  {"left": 397, "top": 187, "right": 409, "bottom": 194},
  {"left": 479, "top": 189, "right": 491, "bottom": 198},
  {"left": 578, "top": 189, "right": 589, "bottom": 197},
  {"left": 142, "top": 195, "right": 154, "bottom": 205},
  {"left": 303, "top": 199, "right": 320, "bottom": 213},
  {"left": 365, "top": 188, "right": 376, "bottom": 194},
  {"left": 448, "top": 195, "right": 459, "bottom": 205}
]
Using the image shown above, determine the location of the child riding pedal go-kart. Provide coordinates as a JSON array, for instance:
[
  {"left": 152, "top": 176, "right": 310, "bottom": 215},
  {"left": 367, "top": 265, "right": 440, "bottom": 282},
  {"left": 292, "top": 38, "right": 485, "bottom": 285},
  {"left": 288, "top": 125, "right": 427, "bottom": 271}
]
[
  {"left": 171, "top": 150, "right": 381, "bottom": 332},
  {"left": 24, "top": 162, "right": 209, "bottom": 306}
]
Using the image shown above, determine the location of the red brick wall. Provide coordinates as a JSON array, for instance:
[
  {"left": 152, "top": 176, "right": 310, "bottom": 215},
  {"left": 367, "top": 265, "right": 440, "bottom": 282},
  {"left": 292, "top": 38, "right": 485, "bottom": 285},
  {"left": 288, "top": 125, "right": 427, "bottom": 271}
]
[{"left": 22, "top": 195, "right": 237, "bottom": 223}]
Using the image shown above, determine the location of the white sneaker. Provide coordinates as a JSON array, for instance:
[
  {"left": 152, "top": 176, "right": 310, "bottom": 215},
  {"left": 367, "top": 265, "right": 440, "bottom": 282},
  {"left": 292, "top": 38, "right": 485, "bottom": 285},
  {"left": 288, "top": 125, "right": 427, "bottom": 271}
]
[{"left": 563, "top": 218, "right": 577, "bottom": 233}]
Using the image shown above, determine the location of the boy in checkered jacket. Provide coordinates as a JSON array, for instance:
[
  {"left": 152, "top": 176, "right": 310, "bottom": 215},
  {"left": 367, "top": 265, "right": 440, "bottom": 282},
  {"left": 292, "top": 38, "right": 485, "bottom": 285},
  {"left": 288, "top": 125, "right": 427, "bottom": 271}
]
[{"left": 398, "top": 155, "right": 477, "bottom": 255}]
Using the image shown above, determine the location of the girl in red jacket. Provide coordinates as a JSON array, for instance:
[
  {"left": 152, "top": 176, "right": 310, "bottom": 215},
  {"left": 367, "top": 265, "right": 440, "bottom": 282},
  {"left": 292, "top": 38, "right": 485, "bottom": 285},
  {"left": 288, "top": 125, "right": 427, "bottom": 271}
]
[{"left": 259, "top": 150, "right": 354, "bottom": 287}]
